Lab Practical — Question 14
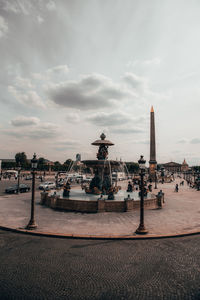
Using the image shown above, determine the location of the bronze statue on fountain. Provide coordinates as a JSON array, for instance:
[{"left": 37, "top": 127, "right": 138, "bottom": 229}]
[{"left": 82, "top": 133, "right": 121, "bottom": 197}]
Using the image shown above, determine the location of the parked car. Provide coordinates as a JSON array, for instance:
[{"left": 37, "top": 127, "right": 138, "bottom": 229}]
[
  {"left": 57, "top": 179, "right": 64, "bottom": 187},
  {"left": 82, "top": 177, "right": 92, "bottom": 183},
  {"left": 39, "top": 182, "right": 56, "bottom": 190},
  {"left": 5, "top": 184, "right": 30, "bottom": 194},
  {"left": 25, "top": 175, "right": 32, "bottom": 180}
]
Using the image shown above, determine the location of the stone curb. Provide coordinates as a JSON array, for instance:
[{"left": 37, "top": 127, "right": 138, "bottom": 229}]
[{"left": 0, "top": 225, "right": 200, "bottom": 240}]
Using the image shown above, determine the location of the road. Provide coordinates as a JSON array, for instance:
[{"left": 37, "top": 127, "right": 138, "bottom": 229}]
[
  {"left": 0, "top": 176, "right": 82, "bottom": 196},
  {"left": 0, "top": 177, "right": 42, "bottom": 196},
  {"left": 0, "top": 230, "right": 200, "bottom": 299}
]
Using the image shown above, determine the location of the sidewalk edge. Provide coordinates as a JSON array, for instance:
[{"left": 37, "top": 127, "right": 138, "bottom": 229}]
[{"left": 0, "top": 225, "right": 200, "bottom": 240}]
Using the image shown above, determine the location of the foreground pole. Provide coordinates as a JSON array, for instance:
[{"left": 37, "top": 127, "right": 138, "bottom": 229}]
[
  {"left": 136, "top": 155, "right": 148, "bottom": 234},
  {"left": 26, "top": 154, "right": 38, "bottom": 230}
]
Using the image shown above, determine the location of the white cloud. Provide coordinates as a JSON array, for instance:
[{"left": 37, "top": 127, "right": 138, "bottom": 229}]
[
  {"left": 31, "top": 65, "right": 69, "bottom": 83},
  {"left": 86, "top": 111, "right": 133, "bottom": 126},
  {"left": 126, "top": 58, "right": 161, "bottom": 68},
  {"left": 65, "top": 112, "right": 80, "bottom": 124},
  {"left": 46, "top": 1, "right": 56, "bottom": 11},
  {"left": 178, "top": 138, "right": 200, "bottom": 145},
  {"left": 0, "top": 1, "right": 20, "bottom": 13},
  {"left": 143, "top": 58, "right": 161, "bottom": 65},
  {"left": 47, "top": 64, "right": 69, "bottom": 75},
  {"left": 178, "top": 138, "right": 188, "bottom": 144},
  {"left": 37, "top": 16, "right": 44, "bottom": 24},
  {"left": 133, "top": 139, "right": 149, "bottom": 144},
  {"left": 15, "top": 76, "right": 34, "bottom": 89},
  {"left": 31, "top": 72, "right": 48, "bottom": 81},
  {"left": 53, "top": 139, "right": 81, "bottom": 151},
  {"left": 11, "top": 116, "right": 40, "bottom": 127},
  {"left": 0, "top": 1, "right": 30, "bottom": 14},
  {"left": 0, "top": 0, "right": 55, "bottom": 16},
  {"left": 123, "top": 73, "right": 148, "bottom": 91},
  {"left": 4, "top": 122, "right": 59, "bottom": 140},
  {"left": 0, "top": 16, "right": 8, "bottom": 38},
  {"left": 111, "top": 127, "right": 144, "bottom": 134},
  {"left": 47, "top": 73, "right": 136, "bottom": 110},
  {"left": 190, "top": 138, "right": 200, "bottom": 144},
  {"left": 8, "top": 86, "right": 45, "bottom": 109}
]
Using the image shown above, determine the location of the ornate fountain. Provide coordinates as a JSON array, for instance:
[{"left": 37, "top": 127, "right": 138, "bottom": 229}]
[
  {"left": 82, "top": 133, "right": 121, "bottom": 196},
  {"left": 40, "top": 133, "right": 159, "bottom": 213}
]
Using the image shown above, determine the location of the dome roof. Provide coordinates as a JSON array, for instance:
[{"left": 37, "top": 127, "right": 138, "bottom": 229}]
[{"left": 182, "top": 158, "right": 188, "bottom": 166}]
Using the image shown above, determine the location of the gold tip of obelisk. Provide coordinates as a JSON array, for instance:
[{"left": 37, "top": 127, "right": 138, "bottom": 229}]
[{"left": 151, "top": 106, "right": 154, "bottom": 113}]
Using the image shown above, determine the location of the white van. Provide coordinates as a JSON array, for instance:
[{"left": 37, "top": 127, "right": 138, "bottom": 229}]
[{"left": 112, "top": 172, "right": 126, "bottom": 181}]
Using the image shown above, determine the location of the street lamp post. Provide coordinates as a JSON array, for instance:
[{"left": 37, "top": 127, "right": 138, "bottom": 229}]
[
  {"left": 154, "top": 169, "right": 157, "bottom": 189},
  {"left": 17, "top": 163, "right": 21, "bottom": 194},
  {"left": 136, "top": 155, "right": 148, "bottom": 234},
  {"left": 55, "top": 172, "right": 58, "bottom": 188},
  {"left": 26, "top": 153, "right": 38, "bottom": 230}
]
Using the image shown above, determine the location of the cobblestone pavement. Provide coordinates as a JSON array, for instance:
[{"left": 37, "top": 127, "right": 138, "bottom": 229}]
[
  {"left": 0, "top": 178, "right": 200, "bottom": 236},
  {"left": 0, "top": 229, "right": 200, "bottom": 299}
]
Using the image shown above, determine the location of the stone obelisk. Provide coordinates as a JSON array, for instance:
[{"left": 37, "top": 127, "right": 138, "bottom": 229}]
[{"left": 149, "top": 106, "right": 157, "bottom": 180}]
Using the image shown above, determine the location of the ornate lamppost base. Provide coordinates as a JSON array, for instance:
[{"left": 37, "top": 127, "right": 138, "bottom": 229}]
[
  {"left": 135, "top": 225, "right": 148, "bottom": 235},
  {"left": 26, "top": 220, "right": 37, "bottom": 230}
]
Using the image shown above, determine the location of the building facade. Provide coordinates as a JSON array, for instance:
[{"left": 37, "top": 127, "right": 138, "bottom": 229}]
[
  {"left": 181, "top": 159, "right": 189, "bottom": 172},
  {"left": 163, "top": 162, "right": 182, "bottom": 173}
]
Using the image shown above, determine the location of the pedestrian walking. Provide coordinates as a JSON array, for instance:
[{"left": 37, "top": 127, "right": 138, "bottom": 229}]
[{"left": 175, "top": 184, "right": 179, "bottom": 192}]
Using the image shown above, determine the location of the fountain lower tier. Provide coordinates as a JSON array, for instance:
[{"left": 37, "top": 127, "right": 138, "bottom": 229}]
[
  {"left": 82, "top": 160, "right": 122, "bottom": 195},
  {"left": 41, "top": 189, "right": 159, "bottom": 213}
]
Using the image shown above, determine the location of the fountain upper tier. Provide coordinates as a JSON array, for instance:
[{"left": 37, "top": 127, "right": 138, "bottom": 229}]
[
  {"left": 82, "top": 133, "right": 118, "bottom": 167},
  {"left": 90, "top": 133, "right": 114, "bottom": 160}
]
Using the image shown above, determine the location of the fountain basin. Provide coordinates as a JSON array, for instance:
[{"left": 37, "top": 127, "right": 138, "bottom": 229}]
[{"left": 41, "top": 189, "right": 159, "bottom": 213}]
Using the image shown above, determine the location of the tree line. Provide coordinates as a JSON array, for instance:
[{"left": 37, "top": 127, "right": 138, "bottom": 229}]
[{"left": 1, "top": 152, "right": 140, "bottom": 173}]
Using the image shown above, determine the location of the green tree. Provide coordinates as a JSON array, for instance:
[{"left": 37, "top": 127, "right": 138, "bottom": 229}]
[
  {"left": 53, "top": 161, "right": 62, "bottom": 171},
  {"left": 38, "top": 157, "right": 46, "bottom": 170},
  {"left": 125, "top": 162, "right": 139, "bottom": 174},
  {"left": 15, "top": 152, "right": 28, "bottom": 168},
  {"left": 193, "top": 166, "right": 200, "bottom": 172},
  {"left": 1, "top": 161, "right": 16, "bottom": 169},
  {"left": 63, "top": 159, "right": 73, "bottom": 171}
]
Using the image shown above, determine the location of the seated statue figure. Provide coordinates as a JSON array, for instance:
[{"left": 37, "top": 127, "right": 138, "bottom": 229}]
[
  {"left": 127, "top": 181, "right": 133, "bottom": 192},
  {"left": 107, "top": 186, "right": 115, "bottom": 200},
  {"left": 63, "top": 182, "right": 71, "bottom": 197},
  {"left": 97, "top": 145, "right": 108, "bottom": 160}
]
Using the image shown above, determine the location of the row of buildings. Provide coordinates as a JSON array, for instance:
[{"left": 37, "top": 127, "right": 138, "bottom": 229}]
[{"left": 162, "top": 159, "right": 189, "bottom": 173}]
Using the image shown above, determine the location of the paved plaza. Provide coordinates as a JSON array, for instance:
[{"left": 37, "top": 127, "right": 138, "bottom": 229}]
[
  {"left": 0, "top": 229, "right": 200, "bottom": 299},
  {"left": 0, "top": 178, "right": 200, "bottom": 237}
]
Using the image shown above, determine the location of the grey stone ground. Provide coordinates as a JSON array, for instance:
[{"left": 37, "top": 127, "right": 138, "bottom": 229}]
[
  {"left": 0, "top": 230, "right": 200, "bottom": 300},
  {"left": 0, "top": 178, "right": 200, "bottom": 236}
]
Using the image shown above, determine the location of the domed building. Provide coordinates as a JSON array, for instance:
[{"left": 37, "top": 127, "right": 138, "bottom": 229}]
[{"left": 181, "top": 159, "right": 189, "bottom": 172}]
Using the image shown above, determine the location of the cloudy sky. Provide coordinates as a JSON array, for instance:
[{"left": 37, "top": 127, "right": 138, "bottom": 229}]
[{"left": 0, "top": 0, "right": 200, "bottom": 165}]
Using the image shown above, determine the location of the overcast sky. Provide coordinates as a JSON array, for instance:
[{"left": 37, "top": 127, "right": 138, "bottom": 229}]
[{"left": 0, "top": 0, "right": 200, "bottom": 165}]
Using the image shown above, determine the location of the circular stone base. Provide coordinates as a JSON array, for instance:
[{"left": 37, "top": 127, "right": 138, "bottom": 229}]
[{"left": 41, "top": 189, "right": 159, "bottom": 213}]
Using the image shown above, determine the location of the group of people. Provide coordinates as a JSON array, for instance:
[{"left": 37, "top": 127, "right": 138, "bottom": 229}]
[
  {"left": 126, "top": 180, "right": 153, "bottom": 195},
  {"left": 174, "top": 178, "right": 199, "bottom": 192},
  {"left": 0, "top": 173, "right": 13, "bottom": 180}
]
